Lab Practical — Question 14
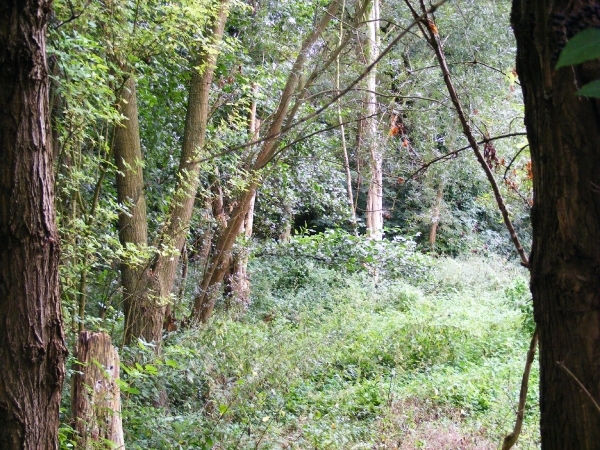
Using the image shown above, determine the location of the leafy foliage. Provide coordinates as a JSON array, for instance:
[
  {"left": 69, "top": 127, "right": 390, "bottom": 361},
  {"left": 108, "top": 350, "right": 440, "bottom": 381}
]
[
  {"left": 556, "top": 28, "right": 600, "bottom": 98},
  {"left": 48, "top": 0, "right": 539, "bottom": 447},
  {"left": 119, "top": 255, "right": 538, "bottom": 449}
]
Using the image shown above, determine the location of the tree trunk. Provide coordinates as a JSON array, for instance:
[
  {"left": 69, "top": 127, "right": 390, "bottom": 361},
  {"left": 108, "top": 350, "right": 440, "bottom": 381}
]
[
  {"left": 192, "top": 0, "right": 341, "bottom": 322},
  {"left": 72, "top": 332, "right": 124, "bottom": 449},
  {"left": 225, "top": 100, "right": 259, "bottom": 307},
  {"left": 0, "top": 2, "right": 67, "bottom": 448},
  {"left": 142, "top": 0, "right": 230, "bottom": 335},
  {"left": 429, "top": 183, "right": 444, "bottom": 250},
  {"left": 365, "top": 0, "right": 383, "bottom": 240},
  {"left": 335, "top": 5, "right": 357, "bottom": 231},
  {"left": 512, "top": 0, "right": 600, "bottom": 447},
  {"left": 225, "top": 191, "right": 255, "bottom": 308},
  {"left": 113, "top": 76, "right": 155, "bottom": 344},
  {"left": 115, "top": 0, "right": 230, "bottom": 345}
]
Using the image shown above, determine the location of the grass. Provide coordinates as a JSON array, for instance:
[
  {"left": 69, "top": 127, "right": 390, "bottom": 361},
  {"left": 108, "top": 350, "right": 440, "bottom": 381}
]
[{"left": 121, "top": 254, "right": 540, "bottom": 449}]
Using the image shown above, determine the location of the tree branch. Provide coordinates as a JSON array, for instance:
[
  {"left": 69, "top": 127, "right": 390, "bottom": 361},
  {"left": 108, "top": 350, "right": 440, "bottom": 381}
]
[
  {"left": 405, "top": 132, "right": 528, "bottom": 180},
  {"left": 403, "top": 0, "right": 529, "bottom": 267},
  {"left": 502, "top": 326, "right": 538, "bottom": 450},
  {"left": 204, "top": 0, "right": 449, "bottom": 161}
]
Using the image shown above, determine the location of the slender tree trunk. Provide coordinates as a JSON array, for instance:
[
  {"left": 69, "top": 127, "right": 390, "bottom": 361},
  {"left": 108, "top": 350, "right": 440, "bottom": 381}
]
[
  {"left": 225, "top": 191, "right": 255, "bottom": 307},
  {"left": 336, "top": 0, "right": 357, "bottom": 230},
  {"left": 113, "top": 77, "right": 154, "bottom": 343},
  {"left": 365, "top": 0, "right": 383, "bottom": 240},
  {"left": 512, "top": 0, "right": 600, "bottom": 447},
  {"left": 429, "top": 182, "right": 444, "bottom": 250},
  {"left": 192, "top": 0, "right": 341, "bottom": 322},
  {"left": 0, "top": 2, "right": 67, "bottom": 448},
  {"left": 115, "top": 0, "right": 230, "bottom": 345},
  {"left": 225, "top": 98, "right": 260, "bottom": 306},
  {"left": 279, "top": 201, "right": 293, "bottom": 242}
]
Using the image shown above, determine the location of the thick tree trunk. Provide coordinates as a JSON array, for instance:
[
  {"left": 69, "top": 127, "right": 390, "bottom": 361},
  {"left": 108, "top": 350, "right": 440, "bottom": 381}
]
[
  {"left": 113, "top": 77, "right": 155, "bottom": 344},
  {"left": 192, "top": 0, "right": 341, "bottom": 322},
  {"left": 72, "top": 332, "right": 124, "bottom": 449},
  {"left": 0, "top": 2, "right": 67, "bottom": 448},
  {"left": 365, "top": 0, "right": 383, "bottom": 240},
  {"left": 512, "top": 1, "right": 600, "bottom": 447}
]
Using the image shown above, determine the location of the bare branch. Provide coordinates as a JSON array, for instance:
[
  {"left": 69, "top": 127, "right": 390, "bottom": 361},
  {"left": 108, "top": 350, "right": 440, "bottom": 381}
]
[
  {"left": 405, "top": 132, "right": 528, "bottom": 180},
  {"left": 403, "top": 0, "right": 529, "bottom": 267},
  {"left": 502, "top": 326, "right": 538, "bottom": 450}
]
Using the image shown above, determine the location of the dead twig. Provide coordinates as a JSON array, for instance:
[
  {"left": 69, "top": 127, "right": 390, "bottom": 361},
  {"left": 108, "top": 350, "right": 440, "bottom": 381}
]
[{"left": 557, "top": 361, "right": 600, "bottom": 415}]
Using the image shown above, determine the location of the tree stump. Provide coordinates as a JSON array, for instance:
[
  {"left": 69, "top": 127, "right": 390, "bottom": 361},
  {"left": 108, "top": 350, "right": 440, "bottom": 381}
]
[{"left": 72, "top": 331, "right": 125, "bottom": 449}]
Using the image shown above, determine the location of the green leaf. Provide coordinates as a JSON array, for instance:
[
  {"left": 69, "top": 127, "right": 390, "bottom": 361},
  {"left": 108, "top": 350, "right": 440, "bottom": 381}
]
[
  {"left": 577, "top": 80, "right": 600, "bottom": 98},
  {"left": 144, "top": 364, "right": 158, "bottom": 375},
  {"left": 556, "top": 28, "right": 600, "bottom": 68},
  {"left": 165, "top": 359, "right": 179, "bottom": 368}
]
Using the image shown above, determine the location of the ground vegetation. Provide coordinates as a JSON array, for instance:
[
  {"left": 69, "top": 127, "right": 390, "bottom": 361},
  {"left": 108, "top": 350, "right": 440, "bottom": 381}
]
[{"left": 3, "top": 0, "right": 598, "bottom": 447}]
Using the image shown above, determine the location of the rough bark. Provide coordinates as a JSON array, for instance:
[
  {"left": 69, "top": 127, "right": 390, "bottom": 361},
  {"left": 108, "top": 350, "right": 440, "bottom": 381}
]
[
  {"left": 0, "top": 1, "right": 67, "bottom": 448},
  {"left": 192, "top": 0, "right": 341, "bottom": 322},
  {"left": 512, "top": 0, "right": 600, "bottom": 447},
  {"left": 72, "top": 332, "right": 124, "bottom": 449},
  {"left": 365, "top": 0, "right": 383, "bottom": 240}
]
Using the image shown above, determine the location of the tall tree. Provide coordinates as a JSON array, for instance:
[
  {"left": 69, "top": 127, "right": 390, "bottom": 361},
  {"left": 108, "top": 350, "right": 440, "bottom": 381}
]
[
  {"left": 116, "top": 0, "right": 230, "bottom": 344},
  {"left": 0, "top": 1, "right": 67, "bottom": 448},
  {"left": 512, "top": 0, "right": 600, "bottom": 447},
  {"left": 364, "top": 0, "right": 383, "bottom": 239},
  {"left": 192, "top": 0, "right": 342, "bottom": 322},
  {"left": 113, "top": 76, "right": 152, "bottom": 343}
]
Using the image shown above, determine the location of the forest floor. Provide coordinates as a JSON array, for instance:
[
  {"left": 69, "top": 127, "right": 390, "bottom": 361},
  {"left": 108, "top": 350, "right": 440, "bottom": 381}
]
[{"left": 119, "top": 255, "right": 540, "bottom": 449}]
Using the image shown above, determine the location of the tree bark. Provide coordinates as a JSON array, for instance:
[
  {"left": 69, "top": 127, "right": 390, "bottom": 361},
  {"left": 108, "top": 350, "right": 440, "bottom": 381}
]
[
  {"left": 429, "top": 182, "right": 444, "bottom": 250},
  {"left": 512, "top": 0, "right": 600, "bottom": 447},
  {"left": 365, "top": 0, "right": 383, "bottom": 240},
  {"left": 115, "top": 0, "right": 230, "bottom": 345},
  {"left": 72, "top": 332, "right": 125, "bottom": 449},
  {"left": 0, "top": 1, "right": 67, "bottom": 448},
  {"left": 113, "top": 76, "right": 154, "bottom": 344}
]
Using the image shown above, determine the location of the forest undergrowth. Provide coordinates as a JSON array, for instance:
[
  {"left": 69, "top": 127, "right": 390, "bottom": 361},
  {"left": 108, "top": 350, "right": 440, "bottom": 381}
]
[{"left": 110, "top": 251, "right": 540, "bottom": 450}]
